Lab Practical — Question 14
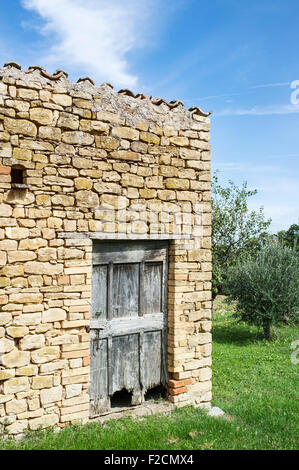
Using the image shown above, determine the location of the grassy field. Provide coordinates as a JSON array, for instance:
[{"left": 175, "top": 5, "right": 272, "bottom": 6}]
[{"left": 1, "top": 297, "right": 298, "bottom": 450}]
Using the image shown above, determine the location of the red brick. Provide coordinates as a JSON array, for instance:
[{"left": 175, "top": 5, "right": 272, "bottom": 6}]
[
  {"left": 168, "top": 378, "right": 193, "bottom": 388},
  {"left": 168, "top": 386, "right": 187, "bottom": 396},
  {"left": 82, "top": 357, "right": 90, "bottom": 367},
  {"left": 0, "top": 166, "right": 10, "bottom": 175}
]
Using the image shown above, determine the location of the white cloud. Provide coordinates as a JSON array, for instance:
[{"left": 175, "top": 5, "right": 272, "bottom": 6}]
[
  {"left": 215, "top": 103, "right": 299, "bottom": 116},
  {"left": 22, "top": 0, "right": 157, "bottom": 88},
  {"left": 249, "top": 82, "right": 291, "bottom": 89}
]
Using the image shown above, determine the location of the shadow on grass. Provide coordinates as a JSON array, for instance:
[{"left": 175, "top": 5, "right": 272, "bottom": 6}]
[
  {"left": 212, "top": 296, "right": 265, "bottom": 346},
  {"left": 212, "top": 318, "right": 264, "bottom": 346}
]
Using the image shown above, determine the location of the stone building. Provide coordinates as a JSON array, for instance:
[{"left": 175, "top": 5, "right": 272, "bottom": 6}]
[{"left": 0, "top": 62, "right": 212, "bottom": 435}]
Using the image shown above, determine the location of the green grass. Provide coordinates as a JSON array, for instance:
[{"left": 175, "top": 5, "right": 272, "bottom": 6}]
[{"left": 1, "top": 299, "right": 298, "bottom": 450}]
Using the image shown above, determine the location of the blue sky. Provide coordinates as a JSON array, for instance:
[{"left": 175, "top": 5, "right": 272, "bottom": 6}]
[{"left": 0, "top": 0, "right": 298, "bottom": 232}]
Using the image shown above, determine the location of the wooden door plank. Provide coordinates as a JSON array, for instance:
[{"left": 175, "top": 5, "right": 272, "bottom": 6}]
[
  {"left": 91, "top": 264, "right": 108, "bottom": 320},
  {"left": 139, "top": 261, "right": 145, "bottom": 317},
  {"left": 112, "top": 263, "right": 139, "bottom": 318},
  {"left": 90, "top": 335, "right": 110, "bottom": 416},
  {"left": 142, "top": 330, "right": 163, "bottom": 391},
  {"left": 107, "top": 262, "right": 113, "bottom": 321},
  {"left": 110, "top": 334, "right": 140, "bottom": 396},
  {"left": 90, "top": 312, "right": 164, "bottom": 336},
  {"left": 143, "top": 262, "right": 163, "bottom": 314}
]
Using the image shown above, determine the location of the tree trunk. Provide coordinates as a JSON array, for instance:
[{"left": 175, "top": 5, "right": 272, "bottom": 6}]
[{"left": 263, "top": 322, "right": 272, "bottom": 341}]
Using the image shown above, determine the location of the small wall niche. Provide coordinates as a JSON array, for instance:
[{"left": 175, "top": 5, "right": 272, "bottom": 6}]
[
  {"left": 10, "top": 165, "right": 30, "bottom": 189},
  {"left": 5, "top": 165, "right": 31, "bottom": 204}
]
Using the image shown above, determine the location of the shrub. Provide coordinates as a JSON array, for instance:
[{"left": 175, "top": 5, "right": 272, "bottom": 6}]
[{"left": 224, "top": 242, "right": 299, "bottom": 340}]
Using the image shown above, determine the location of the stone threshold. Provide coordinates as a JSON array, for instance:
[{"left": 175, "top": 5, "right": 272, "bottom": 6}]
[
  {"left": 89, "top": 400, "right": 211, "bottom": 424},
  {"left": 89, "top": 401, "right": 176, "bottom": 424}
]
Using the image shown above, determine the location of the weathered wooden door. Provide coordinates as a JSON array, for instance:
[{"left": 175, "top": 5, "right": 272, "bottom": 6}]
[{"left": 90, "top": 240, "right": 168, "bottom": 417}]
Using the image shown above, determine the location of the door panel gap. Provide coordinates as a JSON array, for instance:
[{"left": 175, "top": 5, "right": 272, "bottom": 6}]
[
  {"left": 111, "top": 388, "right": 133, "bottom": 408},
  {"left": 144, "top": 385, "right": 167, "bottom": 402}
]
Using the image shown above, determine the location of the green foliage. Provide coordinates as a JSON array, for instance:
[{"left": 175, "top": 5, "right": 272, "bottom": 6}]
[
  {"left": 224, "top": 243, "right": 299, "bottom": 339},
  {"left": 277, "top": 223, "right": 299, "bottom": 251},
  {"left": 212, "top": 173, "right": 272, "bottom": 297}
]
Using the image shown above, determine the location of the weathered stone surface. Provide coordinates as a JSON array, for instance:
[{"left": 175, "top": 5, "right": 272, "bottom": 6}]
[
  {"left": 122, "top": 173, "right": 144, "bottom": 188},
  {"left": 31, "top": 347, "right": 60, "bottom": 364},
  {"left": 0, "top": 251, "right": 7, "bottom": 267},
  {"left": 12, "top": 147, "right": 32, "bottom": 161},
  {"left": 0, "top": 369, "right": 15, "bottom": 380},
  {"left": 7, "top": 326, "right": 29, "bottom": 338},
  {"left": 62, "top": 131, "right": 94, "bottom": 146},
  {"left": 0, "top": 239, "right": 17, "bottom": 250},
  {"left": 19, "top": 238, "right": 47, "bottom": 250},
  {"left": 6, "top": 399, "right": 27, "bottom": 415},
  {"left": 16, "top": 365, "right": 38, "bottom": 376},
  {"left": 28, "top": 413, "right": 59, "bottom": 430},
  {"left": 3, "top": 377, "right": 29, "bottom": 394},
  {"left": 0, "top": 277, "right": 10, "bottom": 287},
  {"left": 52, "top": 94, "right": 72, "bottom": 107},
  {"left": 0, "top": 204, "right": 13, "bottom": 217},
  {"left": 95, "top": 135, "right": 119, "bottom": 150},
  {"left": 75, "top": 190, "right": 99, "bottom": 208},
  {"left": 42, "top": 308, "right": 67, "bottom": 323},
  {"left": 0, "top": 337, "right": 15, "bottom": 353},
  {"left": 19, "top": 334, "right": 45, "bottom": 351},
  {"left": 51, "top": 194, "right": 75, "bottom": 206},
  {"left": 8, "top": 251, "right": 37, "bottom": 263},
  {"left": 140, "top": 131, "right": 160, "bottom": 144},
  {"left": 40, "top": 385, "right": 63, "bottom": 405},
  {"left": 110, "top": 150, "right": 141, "bottom": 161},
  {"left": 6, "top": 419, "right": 28, "bottom": 435},
  {"left": 39, "top": 360, "right": 68, "bottom": 373},
  {"left": 112, "top": 127, "right": 139, "bottom": 141},
  {"left": 44, "top": 175, "right": 74, "bottom": 187},
  {"left": 30, "top": 108, "right": 53, "bottom": 125},
  {"left": 57, "top": 113, "right": 79, "bottom": 130},
  {"left": 5, "top": 227, "right": 29, "bottom": 240},
  {"left": 24, "top": 262, "right": 63, "bottom": 275},
  {"left": 2, "top": 350, "right": 30, "bottom": 368},
  {"left": 65, "top": 384, "right": 82, "bottom": 399},
  {"left": 0, "top": 312, "right": 12, "bottom": 326},
  {"left": 13, "top": 312, "right": 42, "bottom": 327},
  {"left": 4, "top": 117, "right": 37, "bottom": 137},
  {"left": 37, "top": 248, "right": 57, "bottom": 262},
  {"left": 74, "top": 177, "right": 93, "bottom": 190},
  {"left": 9, "top": 293, "right": 43, "bottom": 304},
  {"left": 32, "top": 375, "right": 53, "bottom": 389},
  {"left": 165, "top": 178, "right": 190, "bottom": 190},
  {"left": 39, "top": 126, "right": 61, "bottom": 141}
]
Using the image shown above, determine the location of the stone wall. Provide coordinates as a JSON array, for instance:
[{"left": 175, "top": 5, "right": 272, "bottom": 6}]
[{"left": 0, "top": 63, "right": 212, "bottom": 435}]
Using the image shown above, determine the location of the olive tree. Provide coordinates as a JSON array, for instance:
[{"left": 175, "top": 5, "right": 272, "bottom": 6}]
[{"left": 225, "top": 243, "right": 299, "bottom": 340}]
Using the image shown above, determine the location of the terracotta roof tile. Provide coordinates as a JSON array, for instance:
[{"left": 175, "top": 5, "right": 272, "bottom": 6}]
[
  {"left": 77, "top": 77, "right": 95, "bottom": 85},
  {"left": 2, "top": 62, "right": 212, "bottom": 117}
]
